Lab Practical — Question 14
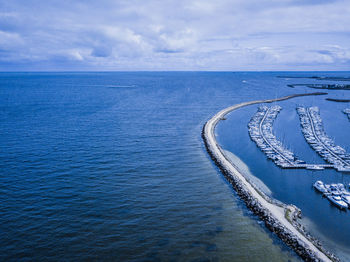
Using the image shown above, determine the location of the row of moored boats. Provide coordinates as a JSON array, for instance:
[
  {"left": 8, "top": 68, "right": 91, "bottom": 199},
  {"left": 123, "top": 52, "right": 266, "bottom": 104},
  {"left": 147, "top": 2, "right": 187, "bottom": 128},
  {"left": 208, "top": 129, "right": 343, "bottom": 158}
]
[
  {"left": 314, "top": 180, "right": 350, "bottom": 210},
  {"left": 297, "top": 106, "right": 350, "bottom": 172},
  {"left": 248, "top": 106, "right": 304, "bottom": 168}
]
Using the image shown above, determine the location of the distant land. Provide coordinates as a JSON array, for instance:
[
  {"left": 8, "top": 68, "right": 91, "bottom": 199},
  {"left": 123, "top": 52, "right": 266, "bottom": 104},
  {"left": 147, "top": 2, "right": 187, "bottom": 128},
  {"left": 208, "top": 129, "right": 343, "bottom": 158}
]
[
  {"left": 326, "top": 98, "right": 350, "bottom": 102},
  {"left": 277, "top": 76, "right": 350, "bottom": 81},
  {"left": 287, "top": 84, "right": 350, "bottom": 90}
]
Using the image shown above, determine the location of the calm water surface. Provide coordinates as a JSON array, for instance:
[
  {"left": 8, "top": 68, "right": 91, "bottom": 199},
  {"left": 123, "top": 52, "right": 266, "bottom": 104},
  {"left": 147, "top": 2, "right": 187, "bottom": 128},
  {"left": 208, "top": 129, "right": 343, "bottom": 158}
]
[{"left": 1, "top": 72, "right": 348, "bottom": 261}]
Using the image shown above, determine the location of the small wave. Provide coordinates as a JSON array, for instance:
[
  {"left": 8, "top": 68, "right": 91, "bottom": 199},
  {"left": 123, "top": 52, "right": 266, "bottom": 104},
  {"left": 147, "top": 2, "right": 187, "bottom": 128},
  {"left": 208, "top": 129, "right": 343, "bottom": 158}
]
[{"left": 107, "top": 85, "right": 136, "bottom": 88}]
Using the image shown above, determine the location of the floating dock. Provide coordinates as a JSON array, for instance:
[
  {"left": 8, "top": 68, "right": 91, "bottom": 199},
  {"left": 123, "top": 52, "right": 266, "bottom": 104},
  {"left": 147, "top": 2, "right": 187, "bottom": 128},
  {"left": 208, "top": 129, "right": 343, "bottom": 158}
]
[{"left": 297, "top": 106, "right": 350, "bottom": 172}]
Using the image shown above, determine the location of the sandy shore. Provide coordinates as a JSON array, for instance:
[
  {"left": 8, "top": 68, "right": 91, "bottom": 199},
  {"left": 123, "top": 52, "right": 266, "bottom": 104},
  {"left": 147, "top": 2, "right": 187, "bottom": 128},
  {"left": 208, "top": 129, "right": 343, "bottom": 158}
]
[{"left": 202, "top": 92, "right": 337, "bottom": 262}]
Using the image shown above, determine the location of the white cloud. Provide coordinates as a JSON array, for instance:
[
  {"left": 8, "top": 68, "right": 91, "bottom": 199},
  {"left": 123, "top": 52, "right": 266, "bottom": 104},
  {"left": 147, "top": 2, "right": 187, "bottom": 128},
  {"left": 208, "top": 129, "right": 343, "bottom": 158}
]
[
  {"left": 0, "top": 30, "right": 22, "bottom": 46},
  {"left": 0, "top": 0, "right": 349, "bottom": 70}
]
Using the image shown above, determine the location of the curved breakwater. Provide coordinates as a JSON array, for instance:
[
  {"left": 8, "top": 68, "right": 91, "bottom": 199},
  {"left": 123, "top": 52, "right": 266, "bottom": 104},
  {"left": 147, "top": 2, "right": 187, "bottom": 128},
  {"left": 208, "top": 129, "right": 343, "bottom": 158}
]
[{"left": 202, "top": 92, "right": 339, "bottom": 262}]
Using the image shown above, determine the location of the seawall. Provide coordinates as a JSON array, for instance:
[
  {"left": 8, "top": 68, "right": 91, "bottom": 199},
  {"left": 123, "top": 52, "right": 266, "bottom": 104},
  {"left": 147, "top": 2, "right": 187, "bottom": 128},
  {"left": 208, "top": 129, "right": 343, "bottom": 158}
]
[{"left": 202, "top": 92, "right": 339, "bottom": 262}]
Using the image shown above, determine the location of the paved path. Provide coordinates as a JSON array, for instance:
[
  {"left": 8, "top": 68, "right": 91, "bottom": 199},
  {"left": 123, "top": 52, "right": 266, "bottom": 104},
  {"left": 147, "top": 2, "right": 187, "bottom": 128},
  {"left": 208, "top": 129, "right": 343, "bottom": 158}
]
[{"left": 203, "top": 92, "right": 331, "bottom": 262}]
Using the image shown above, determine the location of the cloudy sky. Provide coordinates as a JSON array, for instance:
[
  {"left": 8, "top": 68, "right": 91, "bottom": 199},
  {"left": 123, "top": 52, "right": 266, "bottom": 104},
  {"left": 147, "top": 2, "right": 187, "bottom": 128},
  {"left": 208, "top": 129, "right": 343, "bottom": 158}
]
[{"left": 0, "top": 0, "right": 349, "bottom": 71}]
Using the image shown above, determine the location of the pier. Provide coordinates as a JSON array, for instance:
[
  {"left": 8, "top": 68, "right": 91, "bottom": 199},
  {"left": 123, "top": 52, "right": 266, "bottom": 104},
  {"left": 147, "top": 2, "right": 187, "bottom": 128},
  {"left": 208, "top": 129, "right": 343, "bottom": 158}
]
[
  {"left": 297, "top": 106, "right": 350, "bottom": 172},
  {"left": 248, "top": 106, "right": 333, "bottom": 170},
  {"left": 249, "top": 105, "right": 304, "bottom": 168}
]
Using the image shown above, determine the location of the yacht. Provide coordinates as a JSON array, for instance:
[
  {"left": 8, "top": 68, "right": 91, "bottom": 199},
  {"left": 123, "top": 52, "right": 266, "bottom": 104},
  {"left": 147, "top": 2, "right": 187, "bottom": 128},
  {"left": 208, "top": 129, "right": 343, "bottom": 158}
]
[
  {"left": 327, "top": 195, "right": 348, "bottom": 209},
  {"left": 336, "top": 184, "right": 350, "bottom": 207},
  {"left": 337, "top": 183, "right": 346, "bottom": 192},
  {"left": 313, "top": 181, "right": 328, "bottom": 193},
  {"left": 341, "top": 192, "right": 350, "bottom": 207},
  {"left": 307, "top": 165, "right": 325, "bottom": 170},
  {"left": 329, "top": 184, "right": 341, "bottom": 195}
]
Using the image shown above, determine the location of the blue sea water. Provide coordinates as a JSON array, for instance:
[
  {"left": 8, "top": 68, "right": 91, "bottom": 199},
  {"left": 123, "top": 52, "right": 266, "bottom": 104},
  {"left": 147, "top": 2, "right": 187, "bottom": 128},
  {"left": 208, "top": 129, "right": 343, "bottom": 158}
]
[{"left": 0, "top": 72, "right": 348, "bottom": 261}]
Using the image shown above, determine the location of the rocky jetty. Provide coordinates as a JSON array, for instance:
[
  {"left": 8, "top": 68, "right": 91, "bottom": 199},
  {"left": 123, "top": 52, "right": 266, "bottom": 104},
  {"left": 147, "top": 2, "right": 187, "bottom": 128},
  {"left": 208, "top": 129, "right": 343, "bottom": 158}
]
[{"left": 202, "top": 93, "right": 339, "bottom": 261}]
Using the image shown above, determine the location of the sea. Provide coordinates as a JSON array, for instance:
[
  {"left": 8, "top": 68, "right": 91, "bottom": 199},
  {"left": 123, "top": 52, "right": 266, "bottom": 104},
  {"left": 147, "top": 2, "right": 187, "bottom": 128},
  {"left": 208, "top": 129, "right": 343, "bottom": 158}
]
[{"left": 0, "top": 72, "right": 349, "bottom": 261}]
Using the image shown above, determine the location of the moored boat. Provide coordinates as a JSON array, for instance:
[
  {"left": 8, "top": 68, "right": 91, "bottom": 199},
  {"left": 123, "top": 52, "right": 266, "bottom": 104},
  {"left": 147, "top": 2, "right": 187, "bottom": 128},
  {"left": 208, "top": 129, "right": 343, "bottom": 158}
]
[
  {"left": 327, "top": 194, "right": 348, "bottom": 210},
  {"left": 313, "top": 180, "right": 328, "bottom": 193},
  {"left": 341, "top": 192, "right": 350, "bottom": 207}
]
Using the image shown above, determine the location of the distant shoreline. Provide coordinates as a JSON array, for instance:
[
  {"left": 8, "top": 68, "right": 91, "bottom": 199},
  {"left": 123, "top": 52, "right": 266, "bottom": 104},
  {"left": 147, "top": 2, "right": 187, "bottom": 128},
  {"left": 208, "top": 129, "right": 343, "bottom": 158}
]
[
  {"left": 326, "top": 98, "right": 350, "bottom": 103},
  {"left": 202, "top": 92, "right": 339, "bottom": 262}
]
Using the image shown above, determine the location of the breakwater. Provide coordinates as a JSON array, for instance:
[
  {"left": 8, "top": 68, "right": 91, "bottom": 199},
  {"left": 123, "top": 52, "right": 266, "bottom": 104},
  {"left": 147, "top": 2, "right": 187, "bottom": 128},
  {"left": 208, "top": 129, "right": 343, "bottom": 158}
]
[
  {"left": 202, "top": 92, "right": 338, "bottom": 262},
  {"left": 297, "top": 106, "right": 350, "bottom": 172}
]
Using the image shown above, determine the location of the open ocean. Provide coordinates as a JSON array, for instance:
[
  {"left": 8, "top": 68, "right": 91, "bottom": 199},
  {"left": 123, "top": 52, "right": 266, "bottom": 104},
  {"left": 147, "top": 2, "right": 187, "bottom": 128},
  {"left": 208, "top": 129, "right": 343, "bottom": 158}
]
[{"left": 1, "top": 72, "right": 349, "bottom": 261}]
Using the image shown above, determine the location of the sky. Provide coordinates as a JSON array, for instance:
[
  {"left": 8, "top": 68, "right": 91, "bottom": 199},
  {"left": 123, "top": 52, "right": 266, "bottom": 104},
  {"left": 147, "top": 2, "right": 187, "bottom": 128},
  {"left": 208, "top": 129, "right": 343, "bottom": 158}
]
[{"left": 0, "top": 0, "right": 350, "bottom": 71}]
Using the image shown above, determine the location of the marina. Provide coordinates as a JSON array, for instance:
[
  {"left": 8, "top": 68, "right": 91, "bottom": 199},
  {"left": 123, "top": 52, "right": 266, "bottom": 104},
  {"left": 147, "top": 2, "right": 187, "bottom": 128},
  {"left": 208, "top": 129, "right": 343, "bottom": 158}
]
[
  {"left": 204, "top": 93, "right": 336, "bottom": 262},
  {"left": 248, "top": 106, "right": 305, "bottom": 168},
  {"left": 297, "top": 106, "right": 350, "bottom": 172},
  {"left": 248, "top": 106, "right": 333, "bottom": 170}
]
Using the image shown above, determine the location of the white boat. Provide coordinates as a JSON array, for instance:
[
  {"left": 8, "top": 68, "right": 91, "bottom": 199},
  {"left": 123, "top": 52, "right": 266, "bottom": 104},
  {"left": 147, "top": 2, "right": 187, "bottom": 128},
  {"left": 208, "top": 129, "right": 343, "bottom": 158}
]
[
  {"left": 336, "top": 184, "right": 350, "bottom": 207},
  {"left": 341, "top": 192, "right": 350, "bottom": 207},
  {"left": 336, "top": 166, "right": 350, "bottom": 172},
  {"left": 327, "top": 195, "right": 348, "bottom": 209},
  {"left": 329, "top": 184, "right": 341, "bottom": 195},
  {"left": 307, "top": 165, "right": 325, "bottom": 170},
  {"left": 337, "top": 183, "right": 346, "bottom": 192},
  {"left": 313, "top": 181, "right": 328, "bottom": 193}
]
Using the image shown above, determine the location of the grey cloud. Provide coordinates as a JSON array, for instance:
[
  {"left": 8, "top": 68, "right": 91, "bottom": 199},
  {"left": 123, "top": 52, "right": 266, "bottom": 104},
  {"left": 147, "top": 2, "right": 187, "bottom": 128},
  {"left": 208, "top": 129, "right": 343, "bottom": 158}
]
[{"left": 0, "top": 0, "right": 349, "bottom": 70}]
